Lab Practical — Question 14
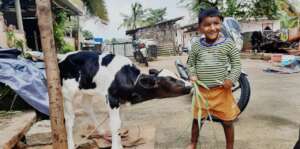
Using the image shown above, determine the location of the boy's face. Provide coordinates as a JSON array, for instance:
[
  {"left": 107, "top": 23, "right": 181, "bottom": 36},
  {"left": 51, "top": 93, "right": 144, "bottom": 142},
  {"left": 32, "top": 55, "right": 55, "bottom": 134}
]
[{"left": 198, "top": 16, "right": 222, "bottom": 42}]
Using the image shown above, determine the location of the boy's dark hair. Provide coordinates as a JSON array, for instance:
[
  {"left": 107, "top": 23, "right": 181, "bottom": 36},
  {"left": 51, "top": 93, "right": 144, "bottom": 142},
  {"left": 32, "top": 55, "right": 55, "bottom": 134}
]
[{"left": 198, "top": 8, "right": 223, "bottom": 24}]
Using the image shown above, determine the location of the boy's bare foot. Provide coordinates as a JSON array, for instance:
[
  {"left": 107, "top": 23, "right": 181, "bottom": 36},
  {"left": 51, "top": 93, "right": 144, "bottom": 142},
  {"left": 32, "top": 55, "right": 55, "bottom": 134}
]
[{"left": 186, "top": 143, "right": 197, "bottom": 149}]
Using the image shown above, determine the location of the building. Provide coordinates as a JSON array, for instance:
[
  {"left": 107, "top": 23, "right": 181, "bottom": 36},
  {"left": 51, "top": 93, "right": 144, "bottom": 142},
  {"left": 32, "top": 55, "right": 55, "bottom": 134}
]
[
  {"left": 240, "top": 19, "right": 281, "bottom": 33},
  {"left": 0, "top": 0, "right": 84, "bottom": 50},
  {"left": 176, "top": 22, "right": 200, "bottom": 51},
  {"left": 126, "top": 17, "right": 183, "bottom": 56}
]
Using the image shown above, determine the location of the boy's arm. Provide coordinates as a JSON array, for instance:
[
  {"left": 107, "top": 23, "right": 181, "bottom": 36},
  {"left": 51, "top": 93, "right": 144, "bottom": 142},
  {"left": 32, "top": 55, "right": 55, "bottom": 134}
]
[
  {"left": 187, "top": 42, "right": 198, "bottom": 77},
  {"left": 226, "top": 41, "right": 241, "bottom": 83}
]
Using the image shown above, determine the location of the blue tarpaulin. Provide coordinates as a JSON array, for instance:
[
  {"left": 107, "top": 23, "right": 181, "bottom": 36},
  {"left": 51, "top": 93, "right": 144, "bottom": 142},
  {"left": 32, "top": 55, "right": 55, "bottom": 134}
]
[{"left": 0, "top": 58, "right": 49, "bottom": 115}]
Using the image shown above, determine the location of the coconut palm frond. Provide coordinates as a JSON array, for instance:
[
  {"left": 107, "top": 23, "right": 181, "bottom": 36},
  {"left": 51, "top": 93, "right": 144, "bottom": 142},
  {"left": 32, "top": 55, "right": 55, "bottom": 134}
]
[{"left": 83, "top": 0, "right": 109, "bottom": 22}]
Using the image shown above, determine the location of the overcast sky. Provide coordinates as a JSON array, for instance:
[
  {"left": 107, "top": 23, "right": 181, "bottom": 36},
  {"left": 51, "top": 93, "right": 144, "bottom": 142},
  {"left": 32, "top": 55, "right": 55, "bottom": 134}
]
[{"left": 80, "top": 0, "right": 194, "bottom": 40}]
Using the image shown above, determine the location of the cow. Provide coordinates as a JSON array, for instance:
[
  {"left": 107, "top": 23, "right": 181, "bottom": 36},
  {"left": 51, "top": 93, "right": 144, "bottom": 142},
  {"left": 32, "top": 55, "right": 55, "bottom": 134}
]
[{"left": 58, "top": 51, "right": 191, "bottom": 149}]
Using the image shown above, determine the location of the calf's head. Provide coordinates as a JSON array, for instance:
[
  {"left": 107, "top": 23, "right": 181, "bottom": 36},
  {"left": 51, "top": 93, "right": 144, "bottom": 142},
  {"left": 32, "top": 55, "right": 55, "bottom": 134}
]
[{"left": 130, "top": 69, "right": 191, "bottom": 104}]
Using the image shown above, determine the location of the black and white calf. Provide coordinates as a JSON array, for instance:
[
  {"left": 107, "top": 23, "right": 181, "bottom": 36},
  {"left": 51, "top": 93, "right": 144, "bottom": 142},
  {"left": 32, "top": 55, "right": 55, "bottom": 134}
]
[{"left": 58, "top": 51, "right": 191, "bottom": 149}]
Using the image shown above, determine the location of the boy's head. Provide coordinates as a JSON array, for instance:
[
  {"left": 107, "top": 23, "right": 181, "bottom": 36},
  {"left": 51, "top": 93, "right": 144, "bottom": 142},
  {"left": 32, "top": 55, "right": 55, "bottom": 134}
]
[{"left": 198, "top": 8, "right": 223, "bottom": 42}]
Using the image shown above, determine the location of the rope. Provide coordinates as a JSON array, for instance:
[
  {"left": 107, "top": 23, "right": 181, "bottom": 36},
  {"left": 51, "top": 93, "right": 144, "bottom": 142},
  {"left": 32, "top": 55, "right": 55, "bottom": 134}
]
[
  {"left": 192, "top": 80, "right": 219, "bottom": 148},
  {"left": 74, "top": 114, "right": 109, "bottom": 148}
]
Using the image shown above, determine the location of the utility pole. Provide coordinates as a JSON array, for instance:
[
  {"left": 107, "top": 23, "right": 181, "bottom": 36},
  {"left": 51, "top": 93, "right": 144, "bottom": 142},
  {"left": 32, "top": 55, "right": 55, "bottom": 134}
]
[{"left": 35, "top": 0, "right": 68, "bottom": 148}]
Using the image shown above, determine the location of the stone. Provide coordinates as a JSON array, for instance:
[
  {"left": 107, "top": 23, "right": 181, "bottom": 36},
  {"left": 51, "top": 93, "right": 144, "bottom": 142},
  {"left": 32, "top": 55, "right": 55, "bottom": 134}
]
[{"left": 25, "top": 120, "right": 52, "bottom": 146}]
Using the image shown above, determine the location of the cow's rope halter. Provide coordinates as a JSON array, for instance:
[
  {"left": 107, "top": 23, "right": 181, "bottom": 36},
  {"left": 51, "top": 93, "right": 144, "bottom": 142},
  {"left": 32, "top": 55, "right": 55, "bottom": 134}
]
[{"left": 133, "top": 73, "right": 143, "bottom": 86}]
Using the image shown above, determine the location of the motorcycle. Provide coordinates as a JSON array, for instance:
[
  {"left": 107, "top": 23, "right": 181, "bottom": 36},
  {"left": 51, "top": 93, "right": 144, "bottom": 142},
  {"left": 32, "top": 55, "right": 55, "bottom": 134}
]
[
  {"left": 175, "top": 17, "right": 251, "bottom": 121},
  {"left": 133, "top": 39, "right": 158, "bottom": 67}
]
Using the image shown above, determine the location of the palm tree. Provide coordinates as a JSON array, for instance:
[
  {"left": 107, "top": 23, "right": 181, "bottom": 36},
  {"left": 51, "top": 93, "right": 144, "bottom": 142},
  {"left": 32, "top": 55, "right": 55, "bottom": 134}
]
[
  {"left": 145, "top": 8, "right": 167, "bottom": 25},
  {"left": 119, "top": 2, "right": 146, "bottom": 30},
  {"left": 83, "top": 0, "right": 109, "bottom": 23}
]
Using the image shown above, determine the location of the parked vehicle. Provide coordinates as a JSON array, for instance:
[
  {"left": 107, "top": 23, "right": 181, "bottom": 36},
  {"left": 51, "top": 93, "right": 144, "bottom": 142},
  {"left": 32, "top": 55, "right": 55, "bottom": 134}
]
[{"left": 133, "top": 39, "right": 158, "bottom": 66}]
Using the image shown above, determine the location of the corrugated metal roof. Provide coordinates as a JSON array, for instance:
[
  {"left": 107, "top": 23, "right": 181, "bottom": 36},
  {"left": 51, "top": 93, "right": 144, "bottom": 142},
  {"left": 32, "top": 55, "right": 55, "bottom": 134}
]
[
  {"left": 53, "top": 0, "right": 84, "bottom": 15},
  {"left": 126, "top": 16, "right": 184, "bottom": 35}
]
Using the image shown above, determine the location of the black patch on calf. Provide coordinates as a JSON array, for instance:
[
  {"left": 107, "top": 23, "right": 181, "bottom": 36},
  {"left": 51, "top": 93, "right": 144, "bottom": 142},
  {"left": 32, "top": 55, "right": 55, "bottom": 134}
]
[
  {"left": 59, "top": 51, "right": 99, "bottom": 89},
  {"left": 101, "top": 54, "right": 115, "bottom": 66},
  {"left": 108, "top": 65, "right": 140, "bottom": 108}
]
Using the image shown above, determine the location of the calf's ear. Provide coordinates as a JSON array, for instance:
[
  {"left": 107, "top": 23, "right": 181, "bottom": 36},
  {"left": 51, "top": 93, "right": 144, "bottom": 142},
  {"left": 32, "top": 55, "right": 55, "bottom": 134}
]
[
  {"left": 138, "top": 75, "right": 158, "bottom": 89},
  {"left": 148, "top": 68, "right": 160, "bottom": 76}
]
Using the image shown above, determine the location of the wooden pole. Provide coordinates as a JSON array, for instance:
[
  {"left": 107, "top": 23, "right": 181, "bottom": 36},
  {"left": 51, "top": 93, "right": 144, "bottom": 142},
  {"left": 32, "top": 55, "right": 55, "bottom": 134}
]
[
  {"left": 15, "top": 0, "right": 24, "bottom": 31},
  {"left": 35, "top": 0, "right": 68, "bottom": 148}
]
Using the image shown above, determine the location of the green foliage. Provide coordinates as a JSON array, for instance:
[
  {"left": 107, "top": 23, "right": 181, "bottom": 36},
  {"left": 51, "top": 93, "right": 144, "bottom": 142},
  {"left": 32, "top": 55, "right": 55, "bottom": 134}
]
[
  {"left": 61, "top": 43, "right": 75, "bottom": 54},
  {"left": 276, "top": 0, "right": 299, "bottom": 29},
  {"left": 83, "top": 0, "right": 109, "bottom": 22},
  {"left": 144, "top": 8, "right": 167, "bottom": 25},
  {"left": 179, "top": 0, "right": 218, "bottom": 18},
  {"left": 82, "top": 30, "right": 94, "bottom": 39},
  {"left": 119, "top": 2, "right": 167, "bottom": 30},
  {"left": 6, "top": 29, "right": 24, "bottom": 49},
  {"left": 179, "top": 0, "right": 279, "bottom": 20},
  {"left": 53, "top": 10, "right": 75, "bottom": 54},
  {"left": 53, "top": 10, "right": 67, "bottom": 53},
  {"left": 119, "top": 2, "right": 146, "bottom": 30},
  {"left": 253, "top": 0, "right": 279, "bottom": 19}
]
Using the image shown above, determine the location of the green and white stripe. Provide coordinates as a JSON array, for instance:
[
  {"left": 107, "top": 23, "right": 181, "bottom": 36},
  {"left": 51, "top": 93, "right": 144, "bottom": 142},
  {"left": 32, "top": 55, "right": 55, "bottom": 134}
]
[{"left": 187, "top": 38, "right": 241, "bottom": 88}]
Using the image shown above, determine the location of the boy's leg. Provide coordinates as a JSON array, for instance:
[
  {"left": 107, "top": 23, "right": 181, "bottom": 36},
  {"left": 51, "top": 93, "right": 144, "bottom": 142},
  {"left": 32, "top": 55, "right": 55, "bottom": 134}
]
[
  {"left": 186, "top": 119, "right": 203, "bottom": 149},
  {"left": 221, "top": 120, "right": 234, "bottom": 149}
]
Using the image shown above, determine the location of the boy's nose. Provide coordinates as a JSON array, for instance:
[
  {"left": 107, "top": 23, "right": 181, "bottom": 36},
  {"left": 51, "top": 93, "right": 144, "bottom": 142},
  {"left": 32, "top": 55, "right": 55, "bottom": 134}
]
[{"left": 210, "top": 24, "right": 217, "bottom": 31}]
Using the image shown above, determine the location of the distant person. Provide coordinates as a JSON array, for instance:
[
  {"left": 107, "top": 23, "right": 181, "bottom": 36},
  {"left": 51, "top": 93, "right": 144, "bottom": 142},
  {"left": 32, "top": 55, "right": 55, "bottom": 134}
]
[{"left": 186, "top": 8, "right": 241, "bottom": 149}]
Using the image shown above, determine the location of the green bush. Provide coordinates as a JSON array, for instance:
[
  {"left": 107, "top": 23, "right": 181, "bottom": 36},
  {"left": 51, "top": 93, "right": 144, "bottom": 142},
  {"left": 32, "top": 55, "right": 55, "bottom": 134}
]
[{"left": 61, "top": 43, "right": 75, "bottom": 54}]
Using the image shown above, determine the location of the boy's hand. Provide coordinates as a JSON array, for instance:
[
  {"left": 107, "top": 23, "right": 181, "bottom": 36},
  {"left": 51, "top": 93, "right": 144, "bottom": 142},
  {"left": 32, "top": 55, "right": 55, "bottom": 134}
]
[
  {"left": 189, "top": 75, "right": 198, "bottom": 83},
  {"left": 223, "top": 79, "right": 233, "bottom": 89}
]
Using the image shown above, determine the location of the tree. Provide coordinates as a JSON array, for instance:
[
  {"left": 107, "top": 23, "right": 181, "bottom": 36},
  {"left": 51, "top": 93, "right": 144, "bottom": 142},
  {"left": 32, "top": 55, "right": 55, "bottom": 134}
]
[
  {"left": 252, "top": 0, "right": 279, "bottom": 19},
  {"left": 277, "top": 0, "right": 299, "bottom": 29},
  {"left": 179, "top": 0, "right": 219, "bottom": 17},
  {"left": 179, "top": 0, "right": 279, "bottom": 20},
  {"left": 82, "top": 30, "right": 94, "bottom": 39},
  {"left": 144, "top": 8, "right": 167, "bottom": 25},
  {"left": 83, "top": 0, "right": 109, "bottom": 23},
  {"left": 118, "top": 2, "right": 146, "bottom": 30},
  {"left": 119, "top": 2, "right": 167, "bottom": 30}
]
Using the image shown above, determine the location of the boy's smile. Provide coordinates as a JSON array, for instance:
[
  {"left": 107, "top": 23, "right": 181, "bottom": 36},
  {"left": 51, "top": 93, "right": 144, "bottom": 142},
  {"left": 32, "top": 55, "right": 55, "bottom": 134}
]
[{"left": 198, "top": 16, "right": 222, "bottom": 43}]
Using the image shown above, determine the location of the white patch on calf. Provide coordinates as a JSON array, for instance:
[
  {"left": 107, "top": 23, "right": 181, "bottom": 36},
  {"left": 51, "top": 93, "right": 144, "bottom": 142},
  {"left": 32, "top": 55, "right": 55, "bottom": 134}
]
[
  {"left": 91, "top": 53, "right": 133, "bottom": 97},
  {"left": 108, "top": 106, "right": 123, "bottom": 149},
  {"left": 58, "top": 51, "right": 80, "bottom": 63}
]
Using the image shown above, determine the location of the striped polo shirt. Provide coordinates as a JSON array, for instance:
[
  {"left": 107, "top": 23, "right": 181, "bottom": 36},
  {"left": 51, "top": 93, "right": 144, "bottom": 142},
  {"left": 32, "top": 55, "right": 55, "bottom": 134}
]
[{"left": 187, "top": 36, "right": 241, "bottom": 88}]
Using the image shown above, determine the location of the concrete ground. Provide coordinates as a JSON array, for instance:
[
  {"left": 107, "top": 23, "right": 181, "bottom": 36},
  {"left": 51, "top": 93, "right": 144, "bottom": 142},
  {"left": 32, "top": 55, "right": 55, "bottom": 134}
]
[{"left": 74, "top": 56, "right": 300, "bottom": 149}]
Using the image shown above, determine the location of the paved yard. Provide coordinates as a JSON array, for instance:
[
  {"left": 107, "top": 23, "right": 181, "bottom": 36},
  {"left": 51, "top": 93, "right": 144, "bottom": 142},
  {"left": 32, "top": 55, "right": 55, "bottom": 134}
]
[{"left": 74, "top": 56, "right": 300, "bottom": 149}]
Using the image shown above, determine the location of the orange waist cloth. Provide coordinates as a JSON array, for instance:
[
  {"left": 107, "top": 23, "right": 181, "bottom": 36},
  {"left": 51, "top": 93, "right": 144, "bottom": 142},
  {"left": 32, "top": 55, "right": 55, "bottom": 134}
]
[{"left": 193, "top": 86, "right": 240, "bottom": 121}]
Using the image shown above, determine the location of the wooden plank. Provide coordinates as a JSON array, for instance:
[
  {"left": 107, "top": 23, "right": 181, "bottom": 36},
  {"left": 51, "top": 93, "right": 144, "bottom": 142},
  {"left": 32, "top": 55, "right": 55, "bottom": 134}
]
[{"left": 0, "top": 111, "right": 36, "bottom": 149}]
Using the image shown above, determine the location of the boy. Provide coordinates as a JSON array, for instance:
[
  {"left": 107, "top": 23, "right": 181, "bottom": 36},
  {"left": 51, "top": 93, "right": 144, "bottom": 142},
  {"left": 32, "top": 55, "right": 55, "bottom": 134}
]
[{"left": 186, "top": 8, "right": 241, "bottom": 149}]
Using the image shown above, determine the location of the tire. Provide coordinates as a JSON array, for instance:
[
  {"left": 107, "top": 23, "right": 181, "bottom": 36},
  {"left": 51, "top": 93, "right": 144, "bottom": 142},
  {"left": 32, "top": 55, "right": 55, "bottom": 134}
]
[
  {"left": 236, "top": 73, "right": 251, "bottom": 113},
  {"left": 210, "top": 73, "right": 251, "bottom": 122}
]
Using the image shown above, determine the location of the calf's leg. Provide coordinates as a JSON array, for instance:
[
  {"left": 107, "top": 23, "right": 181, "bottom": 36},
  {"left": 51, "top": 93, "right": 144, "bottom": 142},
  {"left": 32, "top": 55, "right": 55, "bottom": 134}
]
[
  {"left": 64, "top": 98, "right": 75, "bottom": 149},
  {"left": 107, "top": 95, "right": 123, "bottom": 149}
]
